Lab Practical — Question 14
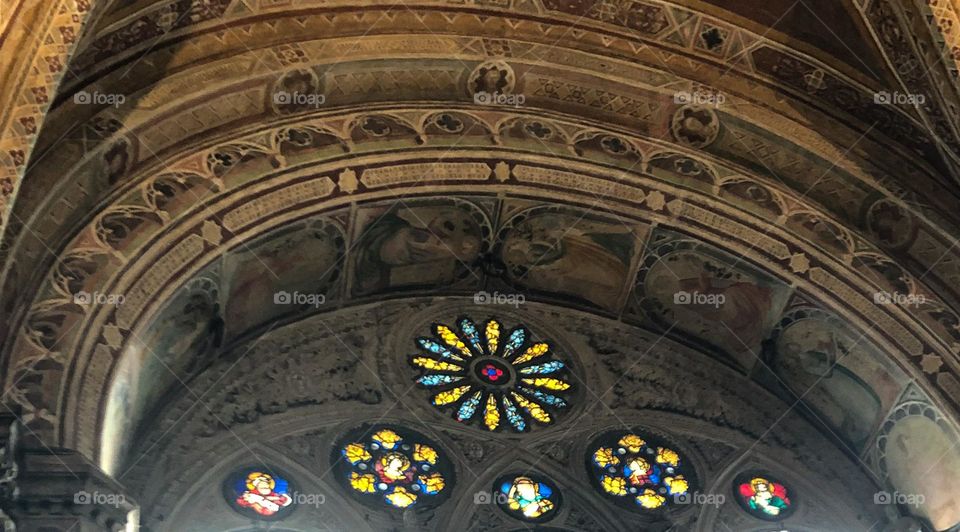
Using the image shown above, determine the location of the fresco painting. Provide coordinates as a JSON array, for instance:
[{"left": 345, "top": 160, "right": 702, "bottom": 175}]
[
  {"left": 223, "top": 219, "right": 345, "bottom": 338},
  {"left": 885, "top": 416, "right": 960, "bottom": 530},
  {"left": 353, "top": 200, "right": 490, "bottom": 295},
  {"left": 498, "top": 209, "right": 645, "bottom": 311},
  {"left": 638, "top": 236, "right": 792, "bottom": 369},
  {"left": 772, "top": 310, "right": 908, "bottom": 451}
]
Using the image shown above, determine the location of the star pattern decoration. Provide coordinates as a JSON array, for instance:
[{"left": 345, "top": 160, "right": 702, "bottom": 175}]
[{"left": 409, "top": 317, "right": 573, "bottom": 432}]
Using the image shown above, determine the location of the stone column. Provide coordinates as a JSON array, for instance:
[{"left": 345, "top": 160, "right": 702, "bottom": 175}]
[{"left": 0, "top": 408, "right": 137, "bottom": 531}]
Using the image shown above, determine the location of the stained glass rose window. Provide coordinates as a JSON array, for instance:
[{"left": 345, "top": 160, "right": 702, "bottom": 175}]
[
  {"left": 587, "top": 430, "right": 696, "bottom": 511},
  {"left": 495, "top": 474, "right": 562, "bottom": 522},
  {"left": 409, "top": 317, "right": 573, "bottom": 432},
  {"left": 224, "top": 467, "right": 296, "bottom": 520},
  {"left": 734, "top": 472, "right": 795, "bottom": 520},
  {"left": 334, "top": 425, "right": 454, "bottom": 510}
]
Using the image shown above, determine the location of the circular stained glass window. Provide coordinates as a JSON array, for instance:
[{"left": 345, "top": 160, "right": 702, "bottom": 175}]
[
  {"left": 586, "top": 430, "right": 696, "bottom": 512},
  {"left": 495, "top": 474, "right": 562, "bottom": 522},
  {"left": 733, "top": 472, "right": 796, "bottom": 520},
  {"left": 223, "top": 466, "right": 296, "bottom": 520},
  {"left": 409, "top": 317, "right": 574, "bottom": 432},
  {"left": 333, "top": 425, "right": 455, "bottom": 510}
]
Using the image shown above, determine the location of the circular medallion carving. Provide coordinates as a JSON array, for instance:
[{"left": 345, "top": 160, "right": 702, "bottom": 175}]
[{"left": 671, "top": 105, "right": 720, "bottom": 148}]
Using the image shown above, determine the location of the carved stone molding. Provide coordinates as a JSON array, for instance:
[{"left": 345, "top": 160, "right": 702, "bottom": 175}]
[{"left": 11, "top": 155, "right": 955, "bottom": 460}]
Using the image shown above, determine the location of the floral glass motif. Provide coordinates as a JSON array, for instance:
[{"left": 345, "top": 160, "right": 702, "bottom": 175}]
[
  {"left": 224, "top": 468, "right": 295, "bottom": 519},
  {"left": 496, "top": 475, "right": 561, "bottom": 522},
  {"left": 337, "top": 427, "right": 451, "bottom": 510},
  {"left": 588, "top": 432, "right": 693, "bottom": 511},
  {"left": 409, "top": 317, "right": 573, "bottom": 432},
  {"left": 734, "top": 473, "right": 795, "bottom": 520}
]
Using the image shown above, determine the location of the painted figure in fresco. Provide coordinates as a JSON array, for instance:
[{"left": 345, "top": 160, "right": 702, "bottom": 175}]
[
  {"left": 225, "top": 223, "right": 341, "bottom": 334},
  {"left": 357, "top": 204, "right": 483, "bottom": 293},
  {"left": 675, "top": 268, "right": 773, "bottom": 347},
  {"left": 640, "top": 246, "right": 790, "bottom": 369},
  {"left": 236, "top": 472, "right": 293, "bottom": 517},
  {"left": 886, "top": 416, "right": 960, "bottom": 529},
  {"left": 777, "top": 320, "right": 881, "bottom": 449},
  {"left": 738, "top": 477, "right": 791, "bottom": 517},
  {"left": 501, "top": 213, "right": 633, "bottom": 308}
]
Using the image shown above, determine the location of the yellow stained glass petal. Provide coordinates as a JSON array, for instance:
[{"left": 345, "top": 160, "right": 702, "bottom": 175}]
[
  {"left": 418, "top": 473, "right": 446, "bottom": 495},
  {"left": 436, "top": 325, "right": 473, "bottom": 359},
  {"left": 385, "top": 486, "right": 418, "bottom": 508},
  {"left": 656, "top": 447, "right": 680, "bottom": 467},
  {"left": 372, "top": 429, "right": 402, "bottom": 450},
  {"left": 411, "top": 357, "right": 462, "bottom": 372},
  {"left": 350, "top": 472, "right": 376, "bottom": 493},
  {"left": 413, "top": 444, "right": 438, "bottom": 465},
  {"left": 618, "top": 434, "right": 646, "bottom": 453},
  {"left": 485, "top": 320, "right": 500, "bottom": 355},
  {"left": 602, "top": 475, "right": 628, "bottom": 496},
  {"left": 665, "top": 475, "right": 689, "bottom": 495},
  {"left": 637, "top": 488, "right": 665, "bottom": 509},
  {"left": 593, "top": 447, "right": 619, "bottom": 468},
  {"left": 521, "top": 377, "right": 571, "bottom": 391},
  {"left": 484, "top": 393, "right": 501, "bottom": 431},
  {"left": 433, "top": 385, "right": 472, "bottom": 406},
  {"left": 511, "top": 392, "right": 551, "bottom": 423},
  {"left": 343, "top": 443, "right": 372, "bottom": 464},
  {"left": 512, "top": 343, "right": 549, "bottom": 365}
]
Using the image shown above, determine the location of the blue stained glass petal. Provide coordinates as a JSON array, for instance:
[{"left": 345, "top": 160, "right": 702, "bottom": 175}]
[
  {"left": 518, "top": 387, "right": 568, "bottom": 407},
  {"left": 501, "top": 395, "right": 527, "bottom": 432},
  {"left": 418, "top": 375, "right": 464, "bottom": 386},
  {"left": 501, "top": 328, "right": 527, "bottom": 359},
  {"left": 540, "top": 484, "right": 552, "bottom": 498},
  {"left": 518, "top": 361, "right": 565, "bottom": 375},
  {"left": 418, "top": 338, "right": 463, "bottom": 361},
  {"left": 458, "top": 318, "right": 485, "bottom": 355},
  {"left": 457, "top": 391, "right": 483, "bottom": 422}
]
